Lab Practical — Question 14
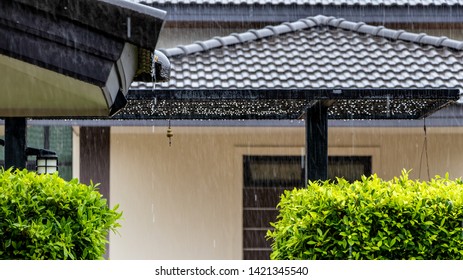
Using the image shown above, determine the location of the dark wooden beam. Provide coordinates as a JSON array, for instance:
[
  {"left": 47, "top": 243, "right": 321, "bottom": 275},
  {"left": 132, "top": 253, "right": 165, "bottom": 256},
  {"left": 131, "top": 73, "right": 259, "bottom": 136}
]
[
  {"left": 4, "top": 117, "right": 27, "bottom": 170},
  {"left": 305, "top": 102, "right": 328, "bottom": 182}
]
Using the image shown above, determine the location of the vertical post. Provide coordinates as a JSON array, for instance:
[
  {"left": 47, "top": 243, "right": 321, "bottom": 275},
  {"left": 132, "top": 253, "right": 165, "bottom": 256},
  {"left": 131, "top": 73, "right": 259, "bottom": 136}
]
[
  {"left": 79, "top": 126, "right": 110, "bottom": 259},
  {"left": 5, "top": 117, "right": 27, "bottom": 170},
  {"left": 305, "top": 102, "right": 328, "bottom": 182},
  {"left": 79, "top": 127, "right": 110, "bottom": 200}
]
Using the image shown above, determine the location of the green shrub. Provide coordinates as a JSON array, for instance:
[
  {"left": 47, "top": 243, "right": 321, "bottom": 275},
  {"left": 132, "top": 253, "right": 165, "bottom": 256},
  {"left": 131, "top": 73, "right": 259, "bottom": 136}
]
[
  {"left": 0, "top": 169, "right": 122, "bottom": 259},
  {"left": 267, "top": 171, "right": 463, "bottom": 260}
]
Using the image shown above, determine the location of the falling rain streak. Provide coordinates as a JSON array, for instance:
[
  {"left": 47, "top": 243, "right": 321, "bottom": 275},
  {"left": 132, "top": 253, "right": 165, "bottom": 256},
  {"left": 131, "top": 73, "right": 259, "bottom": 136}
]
[{"left": 6, "top": 0, "right": 463, "bottom": 261}]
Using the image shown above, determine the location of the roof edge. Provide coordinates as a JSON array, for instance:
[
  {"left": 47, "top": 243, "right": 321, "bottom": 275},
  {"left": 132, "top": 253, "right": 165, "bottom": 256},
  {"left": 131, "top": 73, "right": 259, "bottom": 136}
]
[
  {"left": 160, "top": 14, "right": 463, "bottom": 57},
  {"left": 15, "top": 0, "right": 167, "bottom": 50}
]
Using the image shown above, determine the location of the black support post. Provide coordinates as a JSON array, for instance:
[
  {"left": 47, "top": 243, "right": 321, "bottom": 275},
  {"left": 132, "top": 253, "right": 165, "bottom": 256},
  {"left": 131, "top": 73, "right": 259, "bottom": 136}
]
[
  {"left": 5, "top": 117, "right": 27, "bottom": 170},
  {"left": 305, "top": 102, "right": 328, "bottom": 182}
]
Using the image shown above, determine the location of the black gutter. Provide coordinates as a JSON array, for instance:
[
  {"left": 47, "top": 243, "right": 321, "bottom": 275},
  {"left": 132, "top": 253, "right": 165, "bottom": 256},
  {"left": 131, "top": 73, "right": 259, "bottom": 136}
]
[{"left": 128, "top": 88, "right": 461, "bottom": 101}]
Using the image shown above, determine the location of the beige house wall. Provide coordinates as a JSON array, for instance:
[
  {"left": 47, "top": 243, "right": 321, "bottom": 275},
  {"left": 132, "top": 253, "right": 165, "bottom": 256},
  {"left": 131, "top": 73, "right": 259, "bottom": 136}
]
[{"left": 108, "top": 125, "right": 463, "bottom": 259}]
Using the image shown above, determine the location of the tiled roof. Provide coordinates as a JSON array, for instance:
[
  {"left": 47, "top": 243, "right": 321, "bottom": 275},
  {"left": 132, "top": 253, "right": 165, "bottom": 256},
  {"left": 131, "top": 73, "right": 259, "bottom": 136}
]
[
  {"left": 129, "top": 0, "right": 463, "bottom": 6},
  {"left": 123, "top": 15, "right": 462, "bottom": 120},
  {"left": 142, "top": 15, "right": 463, "bottom": 90}
]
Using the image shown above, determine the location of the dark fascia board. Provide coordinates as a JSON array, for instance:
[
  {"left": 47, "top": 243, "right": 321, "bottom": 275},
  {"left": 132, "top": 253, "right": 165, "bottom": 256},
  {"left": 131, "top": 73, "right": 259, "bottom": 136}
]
[
  {"left": 15, "top": 0, "right": 167, "bottom": 50},
  {"left": 0, "top": 23, "right": 118, "bottom": 87},
  {"left": 0, "top": 1, "right": 125, "bottom": 86},
  {"left": 128, "top": 88, "right": 461, "bottom": 101},
  {"left": 157, "top": 4, "right": 463, "bottom": 24}
]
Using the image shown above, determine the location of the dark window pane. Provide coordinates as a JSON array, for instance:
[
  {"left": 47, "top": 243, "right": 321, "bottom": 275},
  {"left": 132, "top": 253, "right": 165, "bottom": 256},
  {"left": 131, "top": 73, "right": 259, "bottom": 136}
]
[
  {"left": 244, "top": 156, "right": 305, "bottom": 188},
  {"left": 328, "top": 156, "right": 371, "bottom": 182},
  {"left": 49, "top": 126, "right": 73, "bottom": 181},
  {"left": 244, "top": 155, "right": 372, "bottom": 187}
]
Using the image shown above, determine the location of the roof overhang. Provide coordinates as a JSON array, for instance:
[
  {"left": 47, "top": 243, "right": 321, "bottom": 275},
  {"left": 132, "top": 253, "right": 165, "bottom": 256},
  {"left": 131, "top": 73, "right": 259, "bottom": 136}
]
[{"left": 0, "top": 0, "right": 168, "bottom": 117}]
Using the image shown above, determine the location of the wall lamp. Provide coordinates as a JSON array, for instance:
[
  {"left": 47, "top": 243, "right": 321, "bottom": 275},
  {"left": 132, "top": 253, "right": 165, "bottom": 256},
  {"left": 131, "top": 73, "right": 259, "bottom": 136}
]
[
  {"left": 26, "top": 147, "right": 58, "bottom": 175},
  {"left": 0, "top": 139, "right": 58, "bottom": 174}
]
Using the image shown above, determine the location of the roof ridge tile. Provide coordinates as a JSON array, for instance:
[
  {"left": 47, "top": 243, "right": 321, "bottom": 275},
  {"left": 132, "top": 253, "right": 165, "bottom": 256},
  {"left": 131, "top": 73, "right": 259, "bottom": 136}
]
[
  {"left": 353, "top": 22, "right": 366, "bottom": 32},
  {"left": 202, "top": 38, "right": 224, "bottom": 49},
  {"left": 298, "top": 18, "right": 319, "bottom": 28},
  {"left": 230, "top": 33, "right": 244, "bottom": 43},
  {"left": 372, "top": 26, "right": 385, "bottom": 36},
  {"left": 354, "top": 24, "right": 380, "bottom": 35},
  {"left": 415, "top": 33, "right": 427, "bottom": 44},
  {"left": 194, "top": 41, "right": 210, "bottom": 51},
  {"left": 176, "top": 45, "right": 189, "bottom": 55},
  {"left": 282, "top": 22, "right": 297, "bottom": 31},
  {"left": 379, "top": 28, "right": 403, "bottom": 40},
  {"left": 212, "top": 36, "right": 228, "bottom": 46},
  {"left": 163, "top": 14, "right": 463, "bottom": 57},
  {"left": 435, "top": 36, "right": 449, "bottom": 45},
  {"left": 247, "top": 29, "right": 263, "bottom": 39},
  {"left": 392, "top": 30, "right": 405, "bottom": 40},
  {"left": 325, "top": 16, "right": 345, "bottom": 27},
  {"left": 264, "top": 25, "right": 280, "bottom": 36},
  {"left": 444, "top": 40, "right": 463, "bottom": 49}
]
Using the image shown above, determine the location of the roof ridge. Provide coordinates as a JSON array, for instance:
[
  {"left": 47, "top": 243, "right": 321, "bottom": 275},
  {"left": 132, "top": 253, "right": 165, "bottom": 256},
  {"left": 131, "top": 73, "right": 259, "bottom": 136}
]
[{"left": 159, "top": 15, "right": 463, "bottom": 57}]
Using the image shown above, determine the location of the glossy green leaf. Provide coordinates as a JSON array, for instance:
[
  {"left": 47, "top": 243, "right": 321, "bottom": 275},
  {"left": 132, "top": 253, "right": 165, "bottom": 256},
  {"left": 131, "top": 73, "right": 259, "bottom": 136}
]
[
  {"left": 267, "top": 170, "right": 463, "bottom": 260},
  {"left": 0, "top": 168, "right": 122, "bottom": 260}
]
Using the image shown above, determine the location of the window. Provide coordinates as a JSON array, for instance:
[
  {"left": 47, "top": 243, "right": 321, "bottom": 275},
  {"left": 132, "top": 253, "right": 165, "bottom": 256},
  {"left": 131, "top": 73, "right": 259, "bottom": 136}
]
[
  {"left": 328, "top": 156, "right": 371, "bottom": 183},
  {"left": 0, "top": 126, "right": 73, "bottom": 180},
  {"left": 244, "top": 155, "right": 305, "bottom": 188},
  {"left": 242, "top": 154, "right": 372, "bottom": 260}
]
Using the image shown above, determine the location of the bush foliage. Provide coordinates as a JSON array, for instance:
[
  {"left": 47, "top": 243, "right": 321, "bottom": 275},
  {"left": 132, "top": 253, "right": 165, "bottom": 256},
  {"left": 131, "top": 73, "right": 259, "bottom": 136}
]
[
  {"left": 0, "top": 169, "right": 122, "bottom": 259},
  {"left": 267, "top": 171, "right": 463, "bottom": 260}
]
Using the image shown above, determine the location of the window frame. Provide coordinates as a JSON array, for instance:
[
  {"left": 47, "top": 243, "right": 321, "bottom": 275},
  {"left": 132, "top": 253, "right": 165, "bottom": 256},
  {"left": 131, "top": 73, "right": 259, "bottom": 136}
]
[
  {"left": 237, "top": 146, "right": 380, "bottom": 260},
  {"left": 243, "top": 154, "right": 374, "bottom": 188}
]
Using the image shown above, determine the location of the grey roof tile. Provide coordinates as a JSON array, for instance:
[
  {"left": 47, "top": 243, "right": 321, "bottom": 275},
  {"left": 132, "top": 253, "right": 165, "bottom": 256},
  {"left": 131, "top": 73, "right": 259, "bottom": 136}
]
[
  {"left": 128, "top": 0, "right": 463, "bottom": 6},
  {"left": 134, "top": 15, "right": 463, "bottom": 92}
]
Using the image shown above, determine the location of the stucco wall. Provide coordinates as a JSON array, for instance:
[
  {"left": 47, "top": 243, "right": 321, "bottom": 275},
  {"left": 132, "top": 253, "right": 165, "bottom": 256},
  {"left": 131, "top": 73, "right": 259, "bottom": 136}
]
[{"left": 109, "top": 126, "right": 463, "bottom": 259}]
